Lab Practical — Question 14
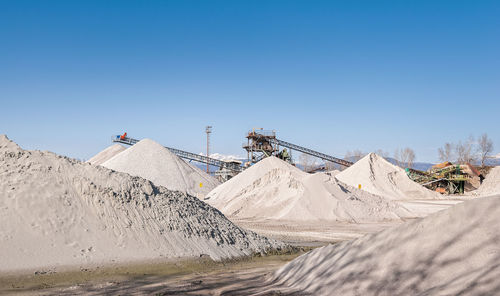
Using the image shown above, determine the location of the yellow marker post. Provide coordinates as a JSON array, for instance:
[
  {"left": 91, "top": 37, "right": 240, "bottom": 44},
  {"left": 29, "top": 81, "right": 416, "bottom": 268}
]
[
  {"left": 358, "top": 184, "right": 362, "bottom": 189},
  {"left": 199, "top": 183, "right": 203, "bottom": 188}
]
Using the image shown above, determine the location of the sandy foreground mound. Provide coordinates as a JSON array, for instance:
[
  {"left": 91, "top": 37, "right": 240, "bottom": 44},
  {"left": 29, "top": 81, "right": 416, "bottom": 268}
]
[
  {"left": 205, "top": 157, "right": 413, "bottom": 222},
  {"left": 476, "top": 166, "right": 500, "bottom": 196},
  {"left": 336, "top": 153, "right": 440, "bottom": 200},
  {"left": 87, "top": 144, "right": 126, "bottom": 166},
  {"left": 0, "top": 135, "right": 283, "bottom": 273},
  {"left": 102, "top": 139, "right": 219, "bottom": 198},
  {"left": 272, "top": 195, "right": 500, "bottom": 295}
]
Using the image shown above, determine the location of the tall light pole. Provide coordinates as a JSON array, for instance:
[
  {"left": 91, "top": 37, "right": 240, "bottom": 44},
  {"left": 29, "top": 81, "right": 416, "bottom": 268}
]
[{"left": 206, "top": 126, "right": 212, "bottom": 173}]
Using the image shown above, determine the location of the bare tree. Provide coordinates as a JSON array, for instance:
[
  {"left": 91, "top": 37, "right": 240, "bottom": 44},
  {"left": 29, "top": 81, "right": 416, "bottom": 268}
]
[
  {"left": 455, "top": 141, "right": 466, "bottom": 164},
  {"left": 299, "top": 153, "right": 315, "bottom": 172},
  {"left": 404, "top": 148, "right": 416, "bottom": 168},
  {"left": 375, "top": 149, "right": 389, "bottom": 158},
  {"left": 394, "top": 147, "right": 416, "bottom": 168},
  {"left": 352, "top": 150, "right": 365, "bottom": 162},
  {"left": 438, "top": 142, "right": 454, "bottom": 162},
  {"left": 478, "top": 133, "right": 494, "bottom": 167},
  {"left": 455, "top": 136, "right": 476, "bottom": 164},
  {"left": 394, "top": 149, "right": 402, "bottom": 167}
]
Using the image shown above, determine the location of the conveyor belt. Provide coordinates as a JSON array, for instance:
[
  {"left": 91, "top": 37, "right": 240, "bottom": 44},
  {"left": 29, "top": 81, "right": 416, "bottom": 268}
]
[
  {"left": 113, "top": 136, "right": 241, "bottom": 172},
  {"left": 271, "top": 138, "right": 353, "bottom": 167}
]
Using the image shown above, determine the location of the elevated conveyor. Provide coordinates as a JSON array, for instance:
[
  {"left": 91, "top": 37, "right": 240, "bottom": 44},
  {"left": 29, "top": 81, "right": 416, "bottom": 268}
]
[
  {"left": 112, "top": 135, "right": 242, "bottom": 172},
  {"left": 243, "top": 129, "right": 353, "bottom": 167},
  {"left": 271, "top": 138, "right": 353, "bottom": 168}
]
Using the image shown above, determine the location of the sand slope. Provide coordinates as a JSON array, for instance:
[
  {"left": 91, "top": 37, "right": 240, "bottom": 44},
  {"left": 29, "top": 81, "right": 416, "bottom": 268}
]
[
  {"left": 205, "top": 157, "right": 413, "bottom": 222},
  {"left": 102, "top": 139, "right": 219, "bottom": 198},
  {"left": 272, "top": 195, "right": 500, "bottom": 295},
  {"left": 336, "top": 153, "right": 440, "bottom": 200},
  {"left": 476, "top": 166, "right": 500, "bottom": 196},
  {"left": 87, "top": 144, "right": 126, "bottom": 166},
  {"left": 0, "top": 135, "right": 282, "bottom": 272}
]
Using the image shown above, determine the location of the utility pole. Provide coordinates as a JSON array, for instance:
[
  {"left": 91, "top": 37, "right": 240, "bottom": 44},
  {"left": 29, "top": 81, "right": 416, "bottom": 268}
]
[{"left": 206, "top": 126, "right": 212, "bottom": 173}]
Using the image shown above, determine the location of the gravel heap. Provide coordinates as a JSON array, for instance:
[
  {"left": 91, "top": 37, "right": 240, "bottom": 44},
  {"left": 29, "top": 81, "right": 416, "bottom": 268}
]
[
  {"left": 205, "top": 156, "right": 412, "bottom": 222},
  {"left": 272, "top": 195, "right": 500, "bottom": 295},
  {"left": 0, "top": 135, "right": 284, "bottom": 273},
  {"left": 102, "top": 138, "right": 220, "bottom": 198}
]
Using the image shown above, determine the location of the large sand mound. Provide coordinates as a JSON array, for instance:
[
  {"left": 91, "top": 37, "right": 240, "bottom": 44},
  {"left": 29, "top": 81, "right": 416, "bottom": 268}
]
[
  {"left": 476, "top": 166, "right": 500, "bottom": 196},
  {"left": 272, "top": 195, "right": 500, "bottom": 295},
  {"left": 102, "top": 139, "right": 219, "bottom": 198},
  {"left": 87, "top": 144, "right": 126, "bottom": 166},
  {"left": 205, "top": 157, "right": 413, "bottom": 222},
  {"left": 0, "top": 135, "right": 283, "bottom": 272},
  {"left": 336, "top": 153, "right": 440, "bottom": 200}
]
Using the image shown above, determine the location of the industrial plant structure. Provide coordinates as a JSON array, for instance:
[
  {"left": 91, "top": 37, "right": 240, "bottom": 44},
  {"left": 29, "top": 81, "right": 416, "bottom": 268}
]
[
  {"left": 112, "top": 130, "right": 483, "bottom": 195},
  {"left": 406, "top": 162, "right": 483, "bottom": 194},
  {"left": 243, "top": 128, "right": 353, "bottom": 168},
  {"left": 112, "top": 128, "right": 353, "bottom": 181}
]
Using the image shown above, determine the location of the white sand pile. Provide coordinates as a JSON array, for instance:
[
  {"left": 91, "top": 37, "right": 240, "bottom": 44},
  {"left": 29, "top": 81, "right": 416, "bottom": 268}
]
[
  {"left": 205, "top": 157, "right": 412, "bottom": 222},
  {"left": 336, "top": 153, "right": 440, "bottom": 200},
  {"left": 101, "top": 139, "right": 219, "bottom": 198},
  {"left": 272, "top": 195, "right": 500, "bottom": 295},
  {"left": 87, "top": 144, "right": 126, "bottom": 166},
  {"left": 0, "top": 135, "right": 283, "bottom": 273},
  {"left": 476, "top": 166, "right": 500, "bottom": 196}
]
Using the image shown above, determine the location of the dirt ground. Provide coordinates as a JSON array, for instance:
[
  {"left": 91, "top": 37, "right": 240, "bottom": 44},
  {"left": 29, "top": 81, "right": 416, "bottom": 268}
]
[
  {"left": 0, "top": 198, "right": 465, "bottom": 295},
  {"left": 233, "top": 219, "right": 402, "bottom": 243},
  {"left": 0, "top": 253, "right": 310, "bottom": 296}
]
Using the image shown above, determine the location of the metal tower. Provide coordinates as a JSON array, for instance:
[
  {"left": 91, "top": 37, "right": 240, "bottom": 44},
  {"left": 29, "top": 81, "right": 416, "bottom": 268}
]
[{"left": 205, "top": 126, "right": 212, "bottom": 173}]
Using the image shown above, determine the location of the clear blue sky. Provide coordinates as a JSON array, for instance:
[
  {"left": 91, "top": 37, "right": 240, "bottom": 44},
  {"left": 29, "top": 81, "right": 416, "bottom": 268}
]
[{"left": 1, "top": 0, "right": 499, "bottom": 162}]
